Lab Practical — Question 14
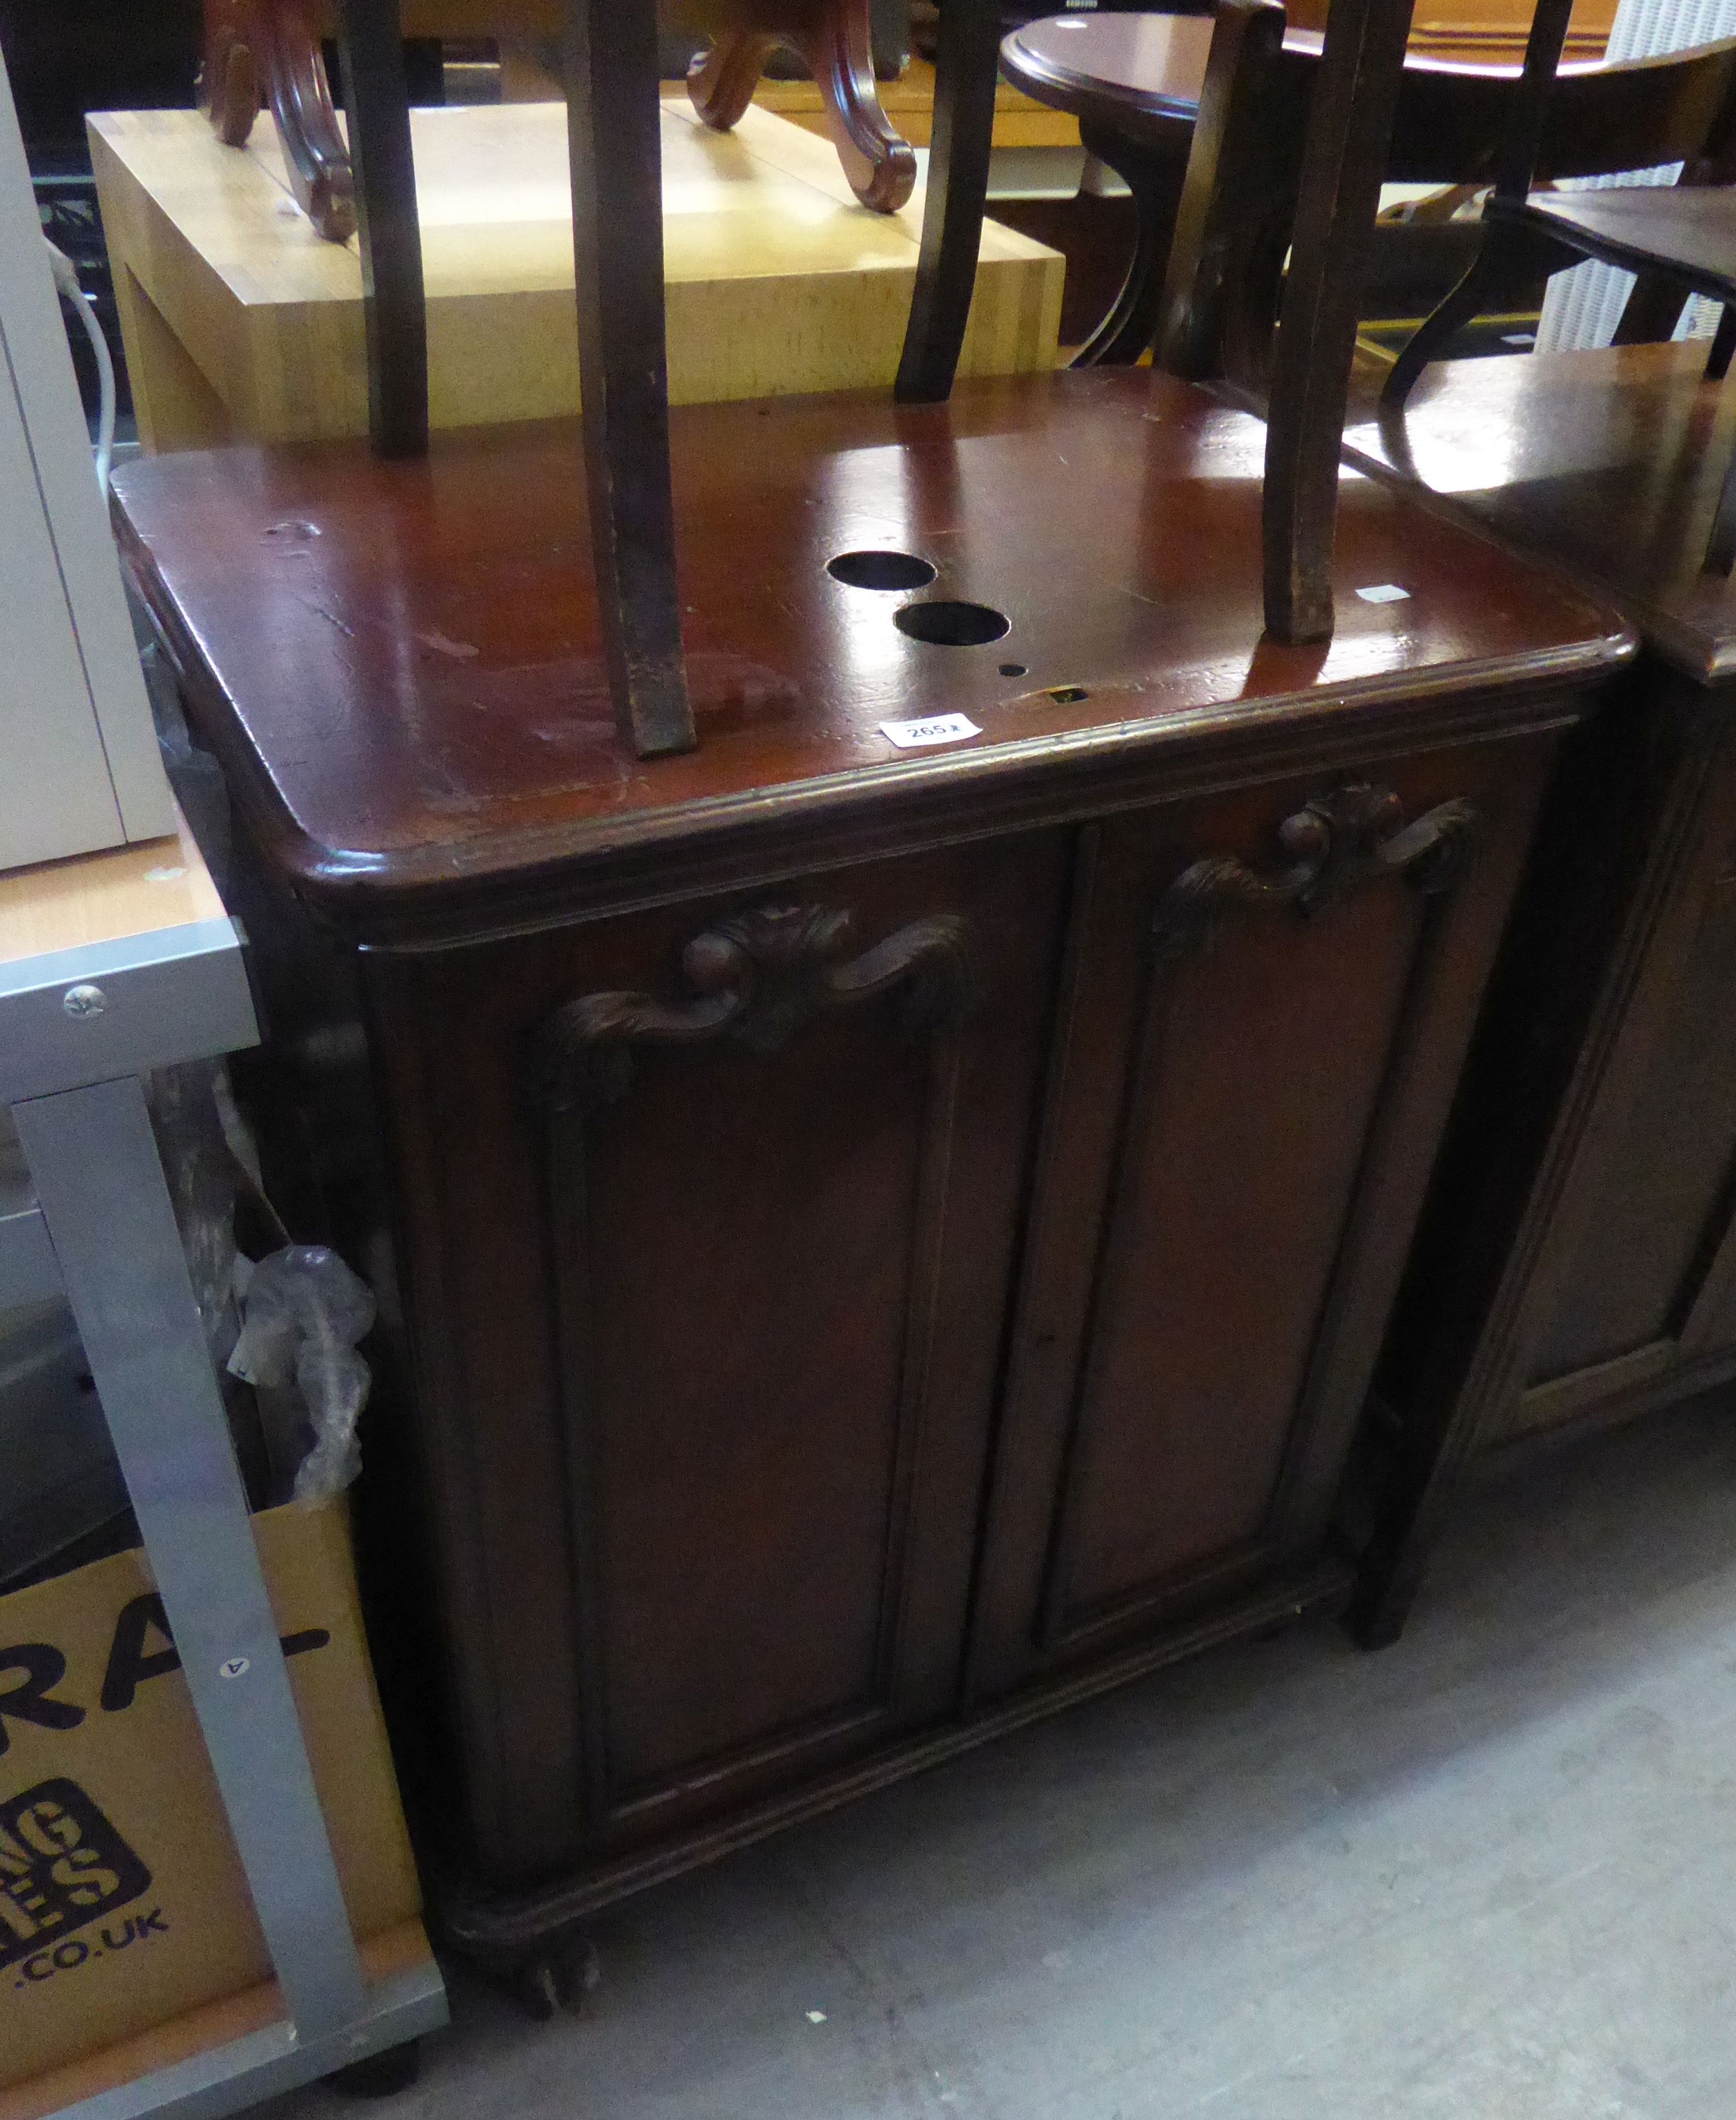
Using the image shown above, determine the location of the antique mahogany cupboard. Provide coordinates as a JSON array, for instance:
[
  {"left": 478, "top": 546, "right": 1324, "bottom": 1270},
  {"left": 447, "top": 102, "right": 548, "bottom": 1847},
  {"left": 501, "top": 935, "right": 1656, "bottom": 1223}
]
[
  {"left": 115, "top": 374, "right": 1628, "bottom": 1971},
  {"left": 110, "top": 0, "right": 1631, "bottom": 1987},
  {"left": 1342, "top": 344, "right": 1736, "bottom": 1639}
]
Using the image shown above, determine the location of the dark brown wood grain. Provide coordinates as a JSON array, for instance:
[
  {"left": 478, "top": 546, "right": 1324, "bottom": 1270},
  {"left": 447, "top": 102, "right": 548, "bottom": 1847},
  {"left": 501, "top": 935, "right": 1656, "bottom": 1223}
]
[
  {"left": 1384, "top": 0, "right": 1736, "bottom": 431},
  {"left": 1156, "top": 0, "right": 1299, "bottom": 386},
  {"left": 895, "top": 0, "right": 1000, "bottom": 401},
  {"left": 1263, "top": 0, "right": 1419, "bottom": 642},
  {"left": 688, "top": 0, "right": 917, "bottom": 211},
  {"left": 563, "top": 0, "right": 696, "bottom": 758},
  {"left": 335, "top": 0, "right": 428, "bottom": 457},
  {"left": 115, "top": 367, "right": 1631, "bottom": 1955},
  {"left": 1342, "top": 343, "right": 1736, "bottom": 1641},
  {"left": 965, "top": 753, "right": 1544, "bottom": 1698},
  {"left": 1004, "top": 8, "right": 1736, "bottom": 379},
  {"left": 113, "top": 370, "right": 1628, "bottom": 946}
]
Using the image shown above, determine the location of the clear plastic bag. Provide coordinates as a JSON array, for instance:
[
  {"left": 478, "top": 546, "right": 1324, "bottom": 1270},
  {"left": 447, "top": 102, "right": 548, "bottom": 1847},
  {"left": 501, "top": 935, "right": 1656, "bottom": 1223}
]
[{"left": 227, "top": 1246, "right": 376, "bottom": 1505}]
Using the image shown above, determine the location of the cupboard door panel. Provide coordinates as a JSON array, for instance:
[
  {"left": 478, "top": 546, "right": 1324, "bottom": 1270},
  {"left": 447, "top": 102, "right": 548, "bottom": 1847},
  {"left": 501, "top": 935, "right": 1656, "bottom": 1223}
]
[
  {"left": 569, "top": 980, "right": 952, "bottom": 1794},
  {"left": 376, "top": 835, "right": 1066, "bottom": 1872},
  {"left": 1528, "top": 871, "right": 1736, "bottom": 1385},
  {"left": 1062, "top": 890, "right": 1413, "bottom": 1612},
  {"left": 971, "top": 744, "right": 1553, "bottom": 1698}
]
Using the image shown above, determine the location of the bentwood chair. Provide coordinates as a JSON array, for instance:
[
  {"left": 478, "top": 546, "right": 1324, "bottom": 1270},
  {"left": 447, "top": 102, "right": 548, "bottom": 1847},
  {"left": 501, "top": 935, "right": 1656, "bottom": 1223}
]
[
  {"left": 1383, "top": 0, "right": 1736, "bottom": 573},
  {"left": 1002, "top": 8, "right": 1736, "bottom": 372},
  {"left": 903, "top": 0, "right": 1421, "bottom": 640}
]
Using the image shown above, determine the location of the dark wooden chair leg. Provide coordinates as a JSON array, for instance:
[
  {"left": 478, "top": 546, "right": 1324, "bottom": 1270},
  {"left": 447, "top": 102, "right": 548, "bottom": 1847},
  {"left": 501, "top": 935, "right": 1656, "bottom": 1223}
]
[
  {"left": 688, "top": 28, "right": 782, "bottom": 132},
  {"left": 688, "top": 2, "right": 915, "bottom": 213},
  {"left": 1262, "top": 0, "right": 1418, "bottom": 642},
  {"left": 895, "top": 0, "right": 999, "bottom": 401},
  {"left": 1070, "top": 133, "right": 1189, "bottom": 367},
  {"left": 1346, "top": 1515, "right": 1435, "bottom": 1647},
  {"left": 792, "top": 0, "right": 919, "bottom": 211},
  {"left": 1381, "top": 240, "right": 1505, "bottom": 407},
  {"left": 1704, "top": 428, "right": 1736, "bottom": 574},
  {"left": 1705, "top": 301, "right": 1736, "bottom": 380},
  {"left": 335, "top": 0, "right": 426, "bottom": 454},
  {"left": 1154, "top": 0, "right": 1294, "bottom": 387},
  {"left": 565, "top": 0, "right": 696, "bottom": 757},
  {"left": 1612, "top": 269, "right": 1693, "bottom": 348},
  {"left": 1385, "top": 0, "right": 1575, "bottom": 412}
]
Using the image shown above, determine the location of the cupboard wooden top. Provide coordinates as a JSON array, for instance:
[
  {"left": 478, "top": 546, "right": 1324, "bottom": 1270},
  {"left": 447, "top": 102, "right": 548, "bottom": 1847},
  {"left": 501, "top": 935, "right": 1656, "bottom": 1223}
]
[
  {"left": 1343, "top": 342, "right": 1736, "bottom": 687},
  {"left": 113, "top": 371, "right": 1630, "bottom": 942}
]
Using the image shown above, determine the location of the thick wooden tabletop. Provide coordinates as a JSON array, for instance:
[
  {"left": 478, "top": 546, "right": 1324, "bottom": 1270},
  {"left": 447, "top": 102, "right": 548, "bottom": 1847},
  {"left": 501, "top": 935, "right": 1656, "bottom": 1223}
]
[
  {"left": 1343, "top": 342, "right": 1736, "bottom": 684},
  {"left": 113, "top": 370, "right": 1629, "bottom": 942},
  {"left": 90, "top": 101, "right": 1060, "bottom": 447},
  {"left": 999, "top": 10, "right": 1675, "bottom": 181}
]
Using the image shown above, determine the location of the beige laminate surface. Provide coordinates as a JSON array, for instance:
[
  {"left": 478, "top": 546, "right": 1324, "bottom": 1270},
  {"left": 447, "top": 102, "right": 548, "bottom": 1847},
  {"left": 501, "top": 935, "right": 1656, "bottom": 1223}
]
[
  {"left": 90, "top": 101, "right": 1064, "bottom": 451},
  {"left": 0, "top": 813, "right": 223, "bottom": 969}
]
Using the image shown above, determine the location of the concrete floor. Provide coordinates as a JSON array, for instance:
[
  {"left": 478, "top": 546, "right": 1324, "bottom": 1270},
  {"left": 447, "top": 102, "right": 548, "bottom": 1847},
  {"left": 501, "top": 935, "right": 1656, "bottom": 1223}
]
[{"left": 277, "top": 1393, "right": 1736, "bottom": 2120}]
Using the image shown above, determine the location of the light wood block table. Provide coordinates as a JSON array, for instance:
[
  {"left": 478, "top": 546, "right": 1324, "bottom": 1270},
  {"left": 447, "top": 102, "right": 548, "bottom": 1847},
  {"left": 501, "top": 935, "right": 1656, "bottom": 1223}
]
[{"left": 90, "top": 100, "right": 1063, "bottom": 453}]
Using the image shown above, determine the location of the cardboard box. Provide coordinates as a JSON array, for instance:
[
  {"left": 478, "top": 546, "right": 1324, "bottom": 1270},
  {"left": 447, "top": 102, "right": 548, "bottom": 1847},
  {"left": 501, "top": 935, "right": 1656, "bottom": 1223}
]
[{"left": 0, "top": 1499, "right": 421, "bottom": 2096}]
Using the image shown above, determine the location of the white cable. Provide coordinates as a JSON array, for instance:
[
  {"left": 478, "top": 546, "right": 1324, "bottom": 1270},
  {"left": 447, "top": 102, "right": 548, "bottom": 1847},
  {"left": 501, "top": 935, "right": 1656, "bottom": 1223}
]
[{"left": 43, "top": 237, "right": 115, "bottom": 495}]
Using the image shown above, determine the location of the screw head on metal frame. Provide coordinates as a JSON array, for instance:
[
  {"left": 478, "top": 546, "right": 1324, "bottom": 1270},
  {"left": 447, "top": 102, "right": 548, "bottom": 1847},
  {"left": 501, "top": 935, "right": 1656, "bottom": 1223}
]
[{"left": 62, "top": 984, "right": 106, "bottom": 1019}]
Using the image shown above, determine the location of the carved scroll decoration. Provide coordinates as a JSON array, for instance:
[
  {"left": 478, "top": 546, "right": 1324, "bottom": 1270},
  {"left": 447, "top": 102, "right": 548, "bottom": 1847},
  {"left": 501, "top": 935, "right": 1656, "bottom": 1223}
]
[
  {"left": 536, "top": 903, "right": 978, "bottom": 1110},
  {"left": 1151, "top": 783, "right": 1481, "bottom": 960}
]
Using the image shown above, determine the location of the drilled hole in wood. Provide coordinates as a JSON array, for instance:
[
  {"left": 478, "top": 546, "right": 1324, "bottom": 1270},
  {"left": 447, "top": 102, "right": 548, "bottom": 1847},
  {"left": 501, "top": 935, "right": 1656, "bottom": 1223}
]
[
  {"left": 828, "top": 550, "right": 938, "bottom": 591},
  {"left": 894, "top": 601, "right": 1011, "bottom": 647}
]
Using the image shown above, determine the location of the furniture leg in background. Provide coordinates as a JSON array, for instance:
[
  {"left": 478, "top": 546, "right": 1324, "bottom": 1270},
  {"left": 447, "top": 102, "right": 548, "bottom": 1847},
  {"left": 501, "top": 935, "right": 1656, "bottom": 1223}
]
[{"left": 201, "top": 0, "right": 919, "bottom": 227}]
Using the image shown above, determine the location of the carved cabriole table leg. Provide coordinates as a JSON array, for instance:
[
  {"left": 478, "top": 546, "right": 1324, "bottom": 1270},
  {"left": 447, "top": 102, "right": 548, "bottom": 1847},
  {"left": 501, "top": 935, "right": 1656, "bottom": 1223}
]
[
  {"left": 204, "top": 0, "right": 916, "bottom": 242},
  {"left": 201, "top": 0, "right": 358, "bottom": 243},
  {"left": 687, "top": 1, "right": 917, "bottom": 212}
]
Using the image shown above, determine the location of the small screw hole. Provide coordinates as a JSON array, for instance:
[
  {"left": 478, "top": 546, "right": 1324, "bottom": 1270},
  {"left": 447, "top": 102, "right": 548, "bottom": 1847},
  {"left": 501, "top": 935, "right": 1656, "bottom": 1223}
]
[
  {"left": 999, "top": 662, "right": 1028, "bottom": 678},
  {"left": 1046, "top": 685, "right": 1090, "bottom": 705}
]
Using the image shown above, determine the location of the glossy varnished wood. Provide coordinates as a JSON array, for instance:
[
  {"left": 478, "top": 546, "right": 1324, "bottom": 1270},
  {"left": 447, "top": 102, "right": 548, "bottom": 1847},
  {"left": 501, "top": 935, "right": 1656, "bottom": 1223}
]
[
  {"left": 115, "top": 367, "right": 1633, "bottom": 1935},
  {"left": 114, "top": 370, "right": 1624, "bottom": 943},
  {"left": 967, "top": 749, "right": 1550, "bottom": 1699},
  {"left": 1345, "top": 342, "right": 1736, "bottom": 677},
  {"left": 1002, "top": 12, "right": 1736, "bottom": 183},
  {"left": 565, "top": 0, "right": 696, "bottom": 756},
  {"left": 1007, "top": 7, "right": 1736, "bottom": 395},
  {"left": 1384, "top": 0, "right": 1736, "bottom": 426},
  {"left": 895, "top": 0, "right": 1001, "bottom": 400},
  {"left": 1342, "top": 342, "right": 1736, "bottom": 1637},
  {"left": 334, "top": 0, "right": 428, "bottom": 458}
]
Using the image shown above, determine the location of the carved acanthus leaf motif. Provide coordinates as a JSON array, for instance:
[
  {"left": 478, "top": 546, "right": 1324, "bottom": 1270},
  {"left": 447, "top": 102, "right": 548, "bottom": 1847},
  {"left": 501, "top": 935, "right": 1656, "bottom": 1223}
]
[
  {"left": 537, "top": 903, "right": 978, "bottom": 1110},
  {"left": 1151, "top": 784, "right": 1481, "bottom": 959}
]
